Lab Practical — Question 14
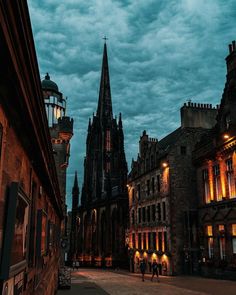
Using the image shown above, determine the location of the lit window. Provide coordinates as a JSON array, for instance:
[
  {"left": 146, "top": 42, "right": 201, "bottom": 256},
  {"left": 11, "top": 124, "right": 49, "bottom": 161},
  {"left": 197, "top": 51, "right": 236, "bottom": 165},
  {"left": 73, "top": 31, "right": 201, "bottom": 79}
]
[
  {"left": 207, "top": 225, "right": 213, "bottom": 258},
  {"left": 226, "top": 158, "right": 235, "bottom": 199},
  {"left": 232, "top": 224, "right": 236, "bottom": 254},
  {"left": 202, "top": 169, "right": 210, "bottom": 203},
  {"left": 218, "top": 225, "right": 226, "bottom": 260},
  {"left": 207, "top": 225, "right": 213, "bottom": 236},
  {"left": 213, "top": 165, "right": 222, "bottom": 201}
]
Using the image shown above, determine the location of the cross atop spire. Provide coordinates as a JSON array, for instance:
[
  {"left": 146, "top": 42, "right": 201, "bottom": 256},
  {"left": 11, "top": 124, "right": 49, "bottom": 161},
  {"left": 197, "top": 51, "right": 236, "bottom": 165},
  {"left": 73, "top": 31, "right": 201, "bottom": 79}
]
[
  {"left": 96, "top": 43, "right": 113, "bottom": 121},
  {"left": 103, "top": 36, "right": 108, "bottom": 43}
]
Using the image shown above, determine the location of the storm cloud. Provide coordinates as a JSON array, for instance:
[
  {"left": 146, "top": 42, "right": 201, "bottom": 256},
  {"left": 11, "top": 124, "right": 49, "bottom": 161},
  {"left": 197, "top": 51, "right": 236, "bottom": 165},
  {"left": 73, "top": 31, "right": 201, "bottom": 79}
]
[{"left": 28, "top": 0, "right": 236, "bottom": 208}]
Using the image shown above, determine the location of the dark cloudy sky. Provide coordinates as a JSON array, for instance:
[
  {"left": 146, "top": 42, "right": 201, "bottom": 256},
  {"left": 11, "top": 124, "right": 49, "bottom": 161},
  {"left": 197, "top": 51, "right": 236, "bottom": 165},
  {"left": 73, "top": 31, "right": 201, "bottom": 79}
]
[{"left": 28, "top": 0, "right": 235, "bottom": 208}]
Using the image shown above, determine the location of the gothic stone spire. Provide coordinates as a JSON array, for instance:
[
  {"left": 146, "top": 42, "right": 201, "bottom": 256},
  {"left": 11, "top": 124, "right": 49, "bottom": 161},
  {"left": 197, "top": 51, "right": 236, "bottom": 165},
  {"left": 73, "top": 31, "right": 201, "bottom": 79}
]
[{"left": 96, "top": 43, "right": 113, "bottom": 121}]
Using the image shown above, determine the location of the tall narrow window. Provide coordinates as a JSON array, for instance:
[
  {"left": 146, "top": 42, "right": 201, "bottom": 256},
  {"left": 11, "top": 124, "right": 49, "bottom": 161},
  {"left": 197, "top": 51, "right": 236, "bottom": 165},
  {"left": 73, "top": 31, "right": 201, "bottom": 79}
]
[
  {"left": 157, "top": 203, "right": 161, "bottom": 221},
  {"left": 232, "top": 224, "right": 236, "bottom": 254},
  {"left": 148, "top": 232, "right": 151, "bottom": 249},
  {"left": 164, "top": 231, "right": 168, "bottom": 251},
  {"left": 147, "top": 206, "right": 150, "bottom": 222},
  {"left": 226, "top": 158, "right": 236, "bottom": 199},
  {"left": 142, "top": 207, "right": 146, "bottom": 223},
  {"left": 157, "top": 175, "right": 161, "bottom": 192},
  {"left": 152, "top": 232, "right": 156, "bottom": 250},
  {"left": 202, "top": 169, "right": 210, "bottom": 203},
  {"left": 151, "top": 155, "right": 154, "bottom": 169},
  {"left": 132, "top": 188, "right": 135, "bottom": 203},
  {"left": 138, "top": 233, "right": 142, "bottom": 249},
  {"left": 146, "top": 158, "right": 149, "bottom": 171},
  {"left": 138, "top": 184, "right": 141, "bottom": 200},
  {"left": 158, "top": 232, "right": 162, "bottom": 251},
  {"left": 152, "top": 177, "right": 155, "bottom": 193},
  {"left": 213, "top": 165, "right": 222, "bottom": 201},
  {"left": 143, "top": 233, "right": 146, "bottom": 250},
  {"left": 132, "top": 233, "right": 136, "bottom": 248},
  {"left": 105, "top": 130, "right": 111, "bottom": 151},
  {"left": 138, "top": 208, "right": 141, "bottom": 223},
  {"left": 162, "top": 202, "right": 166, "bottom": 221},
  {"left": 147, "top": 180, "right": 150, "bottom": 196},
  {"left": 207, "top": 225, "right": 214, "bottom": 258},
  {"left": 152, "top": 204, "right": 156, "bottom": 221},
  {"left": 218, "top": 225, "right": 226, "bottom": 260},
  {"left": 131, "top": 209, "right": 135, "bottom": 225}
]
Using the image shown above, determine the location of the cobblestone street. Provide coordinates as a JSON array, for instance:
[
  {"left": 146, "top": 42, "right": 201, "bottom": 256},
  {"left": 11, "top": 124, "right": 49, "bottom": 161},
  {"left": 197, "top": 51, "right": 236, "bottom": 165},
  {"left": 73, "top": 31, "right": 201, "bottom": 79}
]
[{"left": 57, "top": 268, "right": 236, "bottom": 295}]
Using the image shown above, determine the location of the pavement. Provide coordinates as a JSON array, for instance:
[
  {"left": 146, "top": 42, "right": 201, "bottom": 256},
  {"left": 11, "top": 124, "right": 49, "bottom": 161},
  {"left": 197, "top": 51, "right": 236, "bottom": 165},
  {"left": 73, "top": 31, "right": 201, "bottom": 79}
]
[{"left": 57, "top": 268, "right": 236, "bottom": 295}]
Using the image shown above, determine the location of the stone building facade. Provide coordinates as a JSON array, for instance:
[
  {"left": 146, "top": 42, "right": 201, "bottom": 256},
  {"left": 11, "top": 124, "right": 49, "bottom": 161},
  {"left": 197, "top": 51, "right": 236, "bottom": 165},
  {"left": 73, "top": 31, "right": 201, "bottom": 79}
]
[
  {"left": 194, "top": 42, "right": 236, "bottom": 280},
  {"left": 77, "top": 43, "right": 128, "bottom": 268},
  {"left": 0, "top": 2, "right": 63, "bottom": 294},
  {"left": 127, "top": 103, "right": 218, "bottom": 275}
]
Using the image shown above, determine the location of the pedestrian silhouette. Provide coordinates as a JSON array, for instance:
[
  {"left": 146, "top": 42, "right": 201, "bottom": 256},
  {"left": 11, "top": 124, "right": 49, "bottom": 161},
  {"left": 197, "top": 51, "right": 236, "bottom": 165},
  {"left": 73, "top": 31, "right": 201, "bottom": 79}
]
[
  {"left": 140, "top": 260, "right": 146, "bottom": 282},
  {"left": 151, "top": 260, "right": 160, "bottom": 282}
]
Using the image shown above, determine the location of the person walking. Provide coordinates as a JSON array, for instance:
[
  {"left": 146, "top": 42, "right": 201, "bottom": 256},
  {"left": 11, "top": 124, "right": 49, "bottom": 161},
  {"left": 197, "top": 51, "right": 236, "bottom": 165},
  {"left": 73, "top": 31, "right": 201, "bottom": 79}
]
[
  {"left": 140, "top": 260, "right": 146, "bottom": 282},
  {"left": 151, "top": 260, "right": 160, "bottom": 282}
]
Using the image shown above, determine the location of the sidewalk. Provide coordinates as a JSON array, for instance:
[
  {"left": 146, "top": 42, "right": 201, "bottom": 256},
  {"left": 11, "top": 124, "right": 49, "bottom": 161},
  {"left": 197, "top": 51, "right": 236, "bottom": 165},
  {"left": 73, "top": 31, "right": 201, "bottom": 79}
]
[{"left": 57, "top": 282, "right": 109, "bottom": 295}]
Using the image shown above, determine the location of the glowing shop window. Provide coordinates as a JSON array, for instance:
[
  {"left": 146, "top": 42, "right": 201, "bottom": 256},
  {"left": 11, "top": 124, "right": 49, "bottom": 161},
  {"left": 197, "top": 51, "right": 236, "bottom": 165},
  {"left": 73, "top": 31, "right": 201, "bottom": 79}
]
[
  {"left": 219, "top": 225, "right": 224, "bottom": 232},
  {"left": 207, "top": 225, "right": 213, "bottom": 236},
  {"left": 226, "top": 158, "right": 236, "bottom": 199},
  {"left": 232, "top": 224, "right": 236, "bottom": 236}
]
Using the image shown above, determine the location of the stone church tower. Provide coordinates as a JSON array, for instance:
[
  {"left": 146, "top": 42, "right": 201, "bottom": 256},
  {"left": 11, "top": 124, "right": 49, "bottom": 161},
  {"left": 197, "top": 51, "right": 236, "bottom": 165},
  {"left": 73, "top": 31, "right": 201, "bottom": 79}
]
[{"left": 78, "top": 43, "right": 128, "bottom": 267}]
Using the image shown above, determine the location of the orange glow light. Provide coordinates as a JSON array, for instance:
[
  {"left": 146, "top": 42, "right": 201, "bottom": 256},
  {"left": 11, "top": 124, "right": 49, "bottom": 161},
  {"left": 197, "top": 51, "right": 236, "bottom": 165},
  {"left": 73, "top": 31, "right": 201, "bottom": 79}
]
[
  {"left": 152, "top": 253, "right": 157, "bottom": 261},
  {"left": 162, "top": 162, "right": 168, "bottom": 168},
  {"left": 223, "top": 134, "right": 230, "bottom": 140},
  {"left": 135, "top": 251, "right": 140, "bottom": 257}
]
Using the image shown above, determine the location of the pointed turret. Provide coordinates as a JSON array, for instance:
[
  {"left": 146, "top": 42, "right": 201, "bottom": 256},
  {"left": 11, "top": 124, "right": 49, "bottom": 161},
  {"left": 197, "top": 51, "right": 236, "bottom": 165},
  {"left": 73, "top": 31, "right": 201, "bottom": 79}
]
[
  {"left": 96, "top": 43, "right": 113, "bottom": 121},
  {"left": 72, "top": 171, "right": 79, "bottom": 210},
  {"left": 118, "top": 112, "right": 123, "bottom": 129}
]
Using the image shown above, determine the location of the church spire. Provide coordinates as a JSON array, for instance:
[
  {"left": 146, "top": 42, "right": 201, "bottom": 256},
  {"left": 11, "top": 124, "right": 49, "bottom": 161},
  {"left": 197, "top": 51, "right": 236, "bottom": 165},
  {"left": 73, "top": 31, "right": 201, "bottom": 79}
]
[
  {"left": 96, "top": 42, "right": 113, "bottom": 120},
  {"left": 72, "top": 171, "right": 79, "bottom": 203}
]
